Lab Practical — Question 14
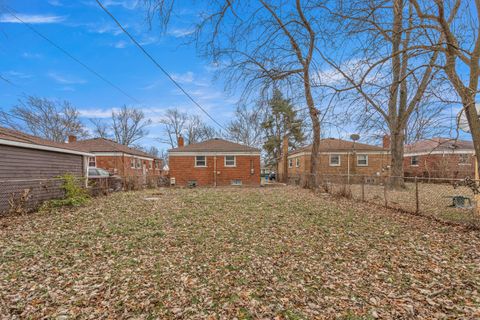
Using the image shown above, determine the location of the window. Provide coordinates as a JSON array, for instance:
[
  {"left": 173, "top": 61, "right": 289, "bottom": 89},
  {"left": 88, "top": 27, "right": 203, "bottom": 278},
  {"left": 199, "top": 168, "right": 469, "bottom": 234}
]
[
  {"left": 288, "top": 159, "right": 293, "bottom": 168},
  {"left": 231, "top": 179, "right": 242, "bottom": 186},
  {"left": 411, "top": 156, "right": 419, "bottom": 166},
  {"left": 225, "top": 155, "right": 236, "bottom": 167},
  {"left": 459, "top": 154, "right": 470, "bottom": 165},
  {"left": 149, "top": 161, "right": 153, "bottom": 169},
  {"left": 357, "top": 154, "right": 368, "bottom": 166},
  {"left": 195, "top": 156, "right": 206, "bottom": 167},
  {"left": 155, "top": 160, "right": 160, "bottom": 169},
  {"left": 130, "top": 158, "right": 135, "bottom": 168},
  {"left": 295, "top": 158, "right": 300, "bottom": 168},
  {"left": 88, "top": 157, "right": 96, "bottom": 167},
  {"left": 136, "top": 158, "right": 142, "bottom": 169},
  {"left": 329, "top": 154, "right": 341, "bottom": 166}
]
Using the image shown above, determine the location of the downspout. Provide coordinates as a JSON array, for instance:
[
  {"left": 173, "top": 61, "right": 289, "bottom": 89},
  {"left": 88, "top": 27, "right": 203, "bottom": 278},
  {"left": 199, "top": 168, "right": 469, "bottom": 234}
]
[{"left": 214, "top": 154, "right": 217, "bottom": 187}]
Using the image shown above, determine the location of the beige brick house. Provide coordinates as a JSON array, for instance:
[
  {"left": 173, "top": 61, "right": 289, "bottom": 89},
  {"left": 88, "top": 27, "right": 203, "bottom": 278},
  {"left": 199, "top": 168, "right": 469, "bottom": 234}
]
[
  {"left": 168, "top": 137, "right": 261, "bottom": 187},
  {"left": 278, "top": 138, "right": 390, "bottom": 181}
]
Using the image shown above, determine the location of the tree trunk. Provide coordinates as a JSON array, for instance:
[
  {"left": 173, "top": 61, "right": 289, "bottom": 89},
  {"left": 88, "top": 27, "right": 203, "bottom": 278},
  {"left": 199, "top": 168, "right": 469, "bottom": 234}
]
[
  {"left": 464, "top": 96, "right": 480, "bottom": 175},
  {"left": 304, "top": 68, "right": 321, "bottom": 188},
  {"left": 389, "top": 130, "right": 405, "bottom": 188}
]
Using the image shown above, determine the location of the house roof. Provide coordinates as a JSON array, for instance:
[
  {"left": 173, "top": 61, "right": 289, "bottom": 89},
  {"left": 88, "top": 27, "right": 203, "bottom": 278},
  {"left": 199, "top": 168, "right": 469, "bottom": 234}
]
[
  {"left": 69, "top": 138, "right": 154, "bottom": 158},
  {"left": 405, "top": 138, "right": 474, "bottom": 154},
  {"left": 0, "top": 126, "right": 94, "bottom": 156},
  {"left": 168, "top": 138, "right": 260, "bottom": 153},
  {"left": 288, "top": 138, "right": 386, "bottom": 156}
]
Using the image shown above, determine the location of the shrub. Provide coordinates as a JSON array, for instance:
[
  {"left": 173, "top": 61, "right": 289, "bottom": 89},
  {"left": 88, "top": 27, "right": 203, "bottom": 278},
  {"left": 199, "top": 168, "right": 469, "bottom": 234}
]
[
  {"left": 42, "top": 174, "right": 89, "bottom": 209},
  {"left": 8, "top": 188, "right": 32, "bottom": 215}
]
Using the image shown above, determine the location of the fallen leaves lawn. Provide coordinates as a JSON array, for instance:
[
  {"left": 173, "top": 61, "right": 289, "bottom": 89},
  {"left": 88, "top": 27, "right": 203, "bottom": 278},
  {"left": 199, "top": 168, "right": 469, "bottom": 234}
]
[{"left": 1, "top": 187, "right": 480, "bottom": 319}]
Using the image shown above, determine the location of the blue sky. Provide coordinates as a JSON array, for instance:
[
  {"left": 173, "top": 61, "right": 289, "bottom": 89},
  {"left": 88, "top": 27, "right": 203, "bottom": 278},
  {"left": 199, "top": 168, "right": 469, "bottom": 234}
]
[{"left": 0, "top": 0, "right": 236, "bottom": 150}]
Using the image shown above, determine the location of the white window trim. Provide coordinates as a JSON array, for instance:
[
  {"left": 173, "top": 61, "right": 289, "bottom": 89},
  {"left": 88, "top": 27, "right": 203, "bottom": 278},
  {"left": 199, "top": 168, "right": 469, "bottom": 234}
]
[
  {"left": 288, "top": 159, "right": 293, "bottom": 168},
  {"left": 224, "top": 155, "right": 236, "bottom": 167},
  {"left": 410, "top": 156, "right": 419, "bottom": 166},
  {"left": 195, "top": 155, "right": 207, "bottom": 167},
  {"left": 130, "top": 157, "right": 136, "bottom": 169},
  {"left": 295, "top": 158, "right": 300, "bottom": 167},
  {"left": 329, "top": 154, "right": 341, "bottom": 167},
  {"left": 357, "top": 154, "right": 368, "bottom": 167}
]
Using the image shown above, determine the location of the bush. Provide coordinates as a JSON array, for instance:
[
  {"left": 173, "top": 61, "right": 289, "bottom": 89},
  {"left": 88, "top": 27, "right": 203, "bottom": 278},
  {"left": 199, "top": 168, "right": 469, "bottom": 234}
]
[{"left": 42, "top": 174, "right": 89, "bottom": 209}]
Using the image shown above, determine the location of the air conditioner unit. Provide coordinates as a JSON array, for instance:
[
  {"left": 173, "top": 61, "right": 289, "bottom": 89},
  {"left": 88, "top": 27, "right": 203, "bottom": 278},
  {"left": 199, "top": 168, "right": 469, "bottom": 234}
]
[{"left": 170, "top": 177, "right": 176, "bottom": 186}]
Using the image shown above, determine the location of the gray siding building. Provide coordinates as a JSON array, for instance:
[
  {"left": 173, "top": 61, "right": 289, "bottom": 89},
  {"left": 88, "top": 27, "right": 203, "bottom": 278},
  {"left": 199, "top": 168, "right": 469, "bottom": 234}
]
[{"left": 0, "top": 127, "right": 93, "bottom": 214}]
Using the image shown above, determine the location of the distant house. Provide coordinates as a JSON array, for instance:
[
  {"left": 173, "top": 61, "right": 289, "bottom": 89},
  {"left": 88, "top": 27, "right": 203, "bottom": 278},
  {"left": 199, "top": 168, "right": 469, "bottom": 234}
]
[
  {"left": 403, "top": 138, "right": 475, "bottom": 179},
  {"left": 278, "top": 137, "right": 390, "bottom": 181},
  {"left": 168, "top": 137, "right": 261, "bottom": 187},
  {"left": 0, "top": 127, "right": 94, "bottom": 213},
  {"left": 68, "top": 137, "right": 162, "bottom": 178}
]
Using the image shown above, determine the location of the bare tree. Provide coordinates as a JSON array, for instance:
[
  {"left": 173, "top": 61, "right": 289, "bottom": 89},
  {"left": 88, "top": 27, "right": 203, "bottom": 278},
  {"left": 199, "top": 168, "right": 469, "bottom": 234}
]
[
  {"left": 226, "top": 104, "right": 265, "bottom": 147},
  {"left": 185, "top": 115, "right": 218, "bottom": 144},
  {"left": 158, "top": 108, "right": 188, "bottom": 148},
  {"left": 0, "top": 96, "right": 88, "bottom": 142},
  {"left": 143, "top": 0, "right": 328, "bottom": 187},
  {"left": 411, "top": 0, "right": 480, "bottom": 172},
  {"left": 89, "top": 118, "right": 110, "bottom": 139},
  {"left": 321, "top": 0, "right": 445, "bottom": 187},
  {"left": 158, "top": 108, "right": 216, "bottom": 147},
  {"left": 111, "top": 105, "right": 152, "bottom": 146}
]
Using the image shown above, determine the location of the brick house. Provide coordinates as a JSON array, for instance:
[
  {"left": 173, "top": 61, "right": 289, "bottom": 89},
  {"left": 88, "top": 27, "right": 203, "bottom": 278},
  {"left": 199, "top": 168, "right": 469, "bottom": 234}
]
[
  {"left": 403, "top": 138, "right": 475, "bottom": 179},
  {"left": 0, "top": 126, "right": 94, "bottom": 213},
  {"left": 278, "top": 138, "right": 390, "bottom": 181},
  {"left": 168, "top": 137, "right": 261, "bottom": 187},
  {"left": 68, "top": 137, "right": 162, "bottom": 178}
]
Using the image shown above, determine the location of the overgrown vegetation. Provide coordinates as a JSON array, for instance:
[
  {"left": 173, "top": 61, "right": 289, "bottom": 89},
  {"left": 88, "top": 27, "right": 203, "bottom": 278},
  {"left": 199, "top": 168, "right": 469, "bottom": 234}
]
[{"left": 41, "top": 174, "right": 89, "bottom": 209}]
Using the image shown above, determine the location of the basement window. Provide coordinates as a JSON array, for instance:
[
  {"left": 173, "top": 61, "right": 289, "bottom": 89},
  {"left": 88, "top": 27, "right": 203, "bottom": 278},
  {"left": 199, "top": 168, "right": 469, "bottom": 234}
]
[
  {"left": 231, "top": 179, "right": 242, "bottom": 186},
  {"left": 195, "top": 156, "right": 207, "bottom": 167}
]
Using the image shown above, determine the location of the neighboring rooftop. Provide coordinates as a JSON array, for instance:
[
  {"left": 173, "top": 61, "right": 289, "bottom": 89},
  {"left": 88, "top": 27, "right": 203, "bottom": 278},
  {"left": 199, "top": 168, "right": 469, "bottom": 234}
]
[
  {"left": 168, "top": 138, "right": 260, "bottom": 153},
  {"left": 0, "top": 126, "right": 93, "bottom": 156},
  {"left": 289, "top": 138, "right": 386, "bottom": 156},
  {"left": 405, "top": 138, "right": 474, "bottom": 154},
  {"left": 69, "top": 137, "right": 154, "bottom": 158}
]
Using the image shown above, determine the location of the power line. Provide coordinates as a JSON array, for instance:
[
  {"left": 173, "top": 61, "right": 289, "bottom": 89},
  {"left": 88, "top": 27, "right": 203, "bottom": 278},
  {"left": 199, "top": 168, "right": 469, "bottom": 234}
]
[
  {"left": 1, "top": 5, "right": 141, "bottom": 104},
  {"left": 94, "top": 0, "right": 227, "bottom": 132}
]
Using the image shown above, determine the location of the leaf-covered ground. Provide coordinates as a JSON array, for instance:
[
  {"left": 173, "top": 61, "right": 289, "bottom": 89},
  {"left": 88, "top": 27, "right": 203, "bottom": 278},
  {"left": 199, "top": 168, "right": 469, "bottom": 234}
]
[{"left": 1, "top": 186, "right": 480, "bottom": 319}]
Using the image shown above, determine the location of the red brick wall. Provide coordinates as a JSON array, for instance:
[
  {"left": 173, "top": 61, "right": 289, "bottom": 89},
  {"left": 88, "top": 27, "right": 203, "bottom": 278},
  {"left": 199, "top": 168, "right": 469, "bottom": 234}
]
[
  {"left": 169, "top": 155, "right": 260, "bottom": 186},
  {"left": 93, "top": 155, "right": 162, "bottom": 177},
  {"left": 403, "top": 154, "right": 474, "bottom": 179},
  {"left": 278, "top": 153, "right": 390, "bottom": 179}
]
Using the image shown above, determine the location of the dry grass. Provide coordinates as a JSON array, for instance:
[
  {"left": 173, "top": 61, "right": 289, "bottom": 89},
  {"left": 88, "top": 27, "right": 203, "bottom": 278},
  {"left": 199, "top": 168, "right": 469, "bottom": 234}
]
[{"left": 1, "top": 186, "right": 479, "bottom": 319}]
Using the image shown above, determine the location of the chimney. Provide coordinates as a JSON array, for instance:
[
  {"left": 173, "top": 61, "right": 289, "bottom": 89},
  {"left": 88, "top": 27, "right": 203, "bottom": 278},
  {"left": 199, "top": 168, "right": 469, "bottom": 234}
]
[
  {"left": 68, "top": 135, "right": 77, "bottom": 143},
  {"left": 177, "top": 135, "right": 184, "bottom": 147},
  {"left": 382, "top": 135, "right": 390, "bottom": 149}
]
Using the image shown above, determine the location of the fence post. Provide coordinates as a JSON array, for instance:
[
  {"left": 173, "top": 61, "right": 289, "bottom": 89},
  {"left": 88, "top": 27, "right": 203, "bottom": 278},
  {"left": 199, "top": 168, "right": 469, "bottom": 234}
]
[
  {"left": 361, "top": 176, "right": 365, "bottom": 202},
  {"left": 384, "top": 176, "right": 388, "bottom": 207},
  {"left": 415, "top": 177, "right": 419, "bottom": 214}
]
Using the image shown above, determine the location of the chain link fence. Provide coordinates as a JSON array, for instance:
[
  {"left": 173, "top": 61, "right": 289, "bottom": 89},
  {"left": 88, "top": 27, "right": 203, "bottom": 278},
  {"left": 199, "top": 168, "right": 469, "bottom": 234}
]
[
  {"left": 1, "top": 175, "right": 170, "bottom": 215},
  {"left": 288, "top": 174, "right": 480, "bottom": 228}
]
